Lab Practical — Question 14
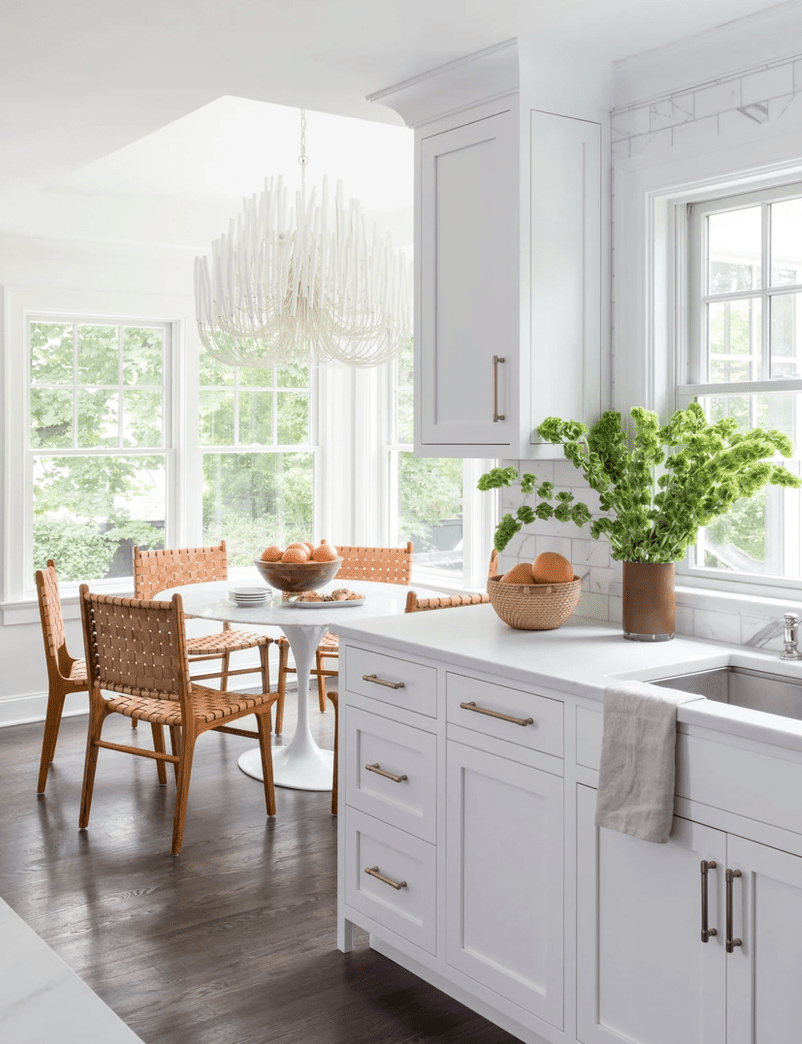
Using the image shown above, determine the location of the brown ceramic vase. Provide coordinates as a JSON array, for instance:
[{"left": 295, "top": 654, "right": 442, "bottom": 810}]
[{"left": 622, "top": 561, "right": 675, "bottom": 642}]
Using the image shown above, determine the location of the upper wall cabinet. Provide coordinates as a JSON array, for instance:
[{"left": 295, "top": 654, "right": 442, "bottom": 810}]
[{"left": 370, "top": 38, "right": 612, "bottom": 458}]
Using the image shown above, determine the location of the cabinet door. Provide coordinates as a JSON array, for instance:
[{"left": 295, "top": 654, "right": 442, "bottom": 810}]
[
  {"left": 445, "top": 740, "right": 563, "bottom": 1028},
  {"left": 576, "top": 785, "right": 726, "bottom": 1044},
  {"left": 418, "top": 110, "right": 518, "bottom": 450},
  {"left": 726, "top": 835, "right": 802, "bottom": 1044}
]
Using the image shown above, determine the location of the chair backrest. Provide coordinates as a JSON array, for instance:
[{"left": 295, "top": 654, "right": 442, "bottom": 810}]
[
  {"left": 405, "top": 590, "right": 490, "bottom": 613},
  {"left": 133, "top": 542, "right": 229, "bottom": 600},
  {"left": 334, "top": 542, "right": 413, "bottom": 586},
  {"left": 79, "top": 586, "right": 191, "bottom": 708},
  {"left": 35, "top": 559, "right": 77, "bottom": 681}
]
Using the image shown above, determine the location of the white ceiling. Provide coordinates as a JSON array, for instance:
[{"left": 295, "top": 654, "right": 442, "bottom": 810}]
[{"left": 1, "top": 0, "right": 795, "bottom": 195}]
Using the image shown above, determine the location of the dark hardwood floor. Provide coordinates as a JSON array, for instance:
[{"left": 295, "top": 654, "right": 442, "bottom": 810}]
[{"left": 0, "top": 689, "right": 518, "bottom": 1044}]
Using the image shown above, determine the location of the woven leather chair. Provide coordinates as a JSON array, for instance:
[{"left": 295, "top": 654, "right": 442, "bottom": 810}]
[
  {"left": 35, "top": 560, "right": 90, "bottom": 793},
  {"left": 133, "top": 542, "right": 288, "bottom": 732},
  {"left": 278, "top": 542, "right": 413, "bottom": 714},
  {"left": 78, "top": 587, "right": 280, "bottom": 856}
]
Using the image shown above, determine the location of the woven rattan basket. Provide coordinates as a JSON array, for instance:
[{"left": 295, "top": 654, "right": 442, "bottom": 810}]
[{"left": 486, "top": 574, "right": 582, "bottom": 630}]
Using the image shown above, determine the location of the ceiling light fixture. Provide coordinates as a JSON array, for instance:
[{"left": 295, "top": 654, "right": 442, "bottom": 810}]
[{"left": 194, "top": 110, "right": 412, "bottom": 369}]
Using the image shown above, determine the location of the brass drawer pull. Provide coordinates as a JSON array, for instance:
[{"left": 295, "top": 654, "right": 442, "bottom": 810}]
[
  {"left": 700, "top": 860, "right": 717, "bottom": 943},
  {"left": 726, "top": 868, "right": 742, "bottom": 953},
  {"left": 365, "top": 865, "right": 407, "bottom": 890},
  {"left": 365, "top": 762, "right": 408, "bottom": 784},
  {"left": 492, "top": 355, "right": 506, "bottom": 422},
  {"left": 363, "top": 673, "right": 405, "bottom": 690},
  {"left": 459, "top": 700, "right": 534, "bottom": 727}
]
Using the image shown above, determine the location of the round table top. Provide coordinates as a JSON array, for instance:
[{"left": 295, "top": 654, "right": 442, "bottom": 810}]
[{"left": 153, "top": 576, "right": 437, "bottom": 629}]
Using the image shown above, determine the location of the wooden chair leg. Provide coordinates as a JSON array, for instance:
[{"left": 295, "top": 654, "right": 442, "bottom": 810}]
[
  {"left": 79, "top": 703, "right": 110, "bottom": 830},
  {"left": 255, "top": 709, "right": 276, "bottom": 817},
  {"left": 259, "top": 641, "right": 271, "bottom": 694},
  {"left": 37, "top": 687, "right": 67, "bottom": 793},
  {"left": 275, "top": 640, "right": 289, "bottom": 735},
  {"left": 316, "top": 649, "right": 328, "bottom": 712},
  {"left": 151, "top": 722, "right": 167, "bottom": 785},
  {"left": 220, "top": 651, "right": 231, "bottom": 692},
  {"left": 328, "top": 692, "right": 339, "bottom": 816},
  {"left": 169, "top": 725, "right": 182, "bottom": 782},
  {"left": 131, "top": 718, "right": 138, "bottom": 729},
  {"left": 171, "top": 728, "right": 196, "bottom": 856}
]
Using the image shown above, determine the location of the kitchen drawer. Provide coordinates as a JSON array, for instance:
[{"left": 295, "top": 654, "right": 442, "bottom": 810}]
[
  {"left": 344, "top": 646, "right": 437, "bottom": 718},
  {"left": 446, "top": 672, "right": 563, "bottom": 758},
  {"left": 344, "top": 706, "right": 437, "bottom": 843},
  {"left": 344, "top": 808, "right": 436, "bottom": 954}
]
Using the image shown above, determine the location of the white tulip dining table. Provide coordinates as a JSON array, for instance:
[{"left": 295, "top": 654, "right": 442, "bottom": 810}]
[{"left": 153, "top": 577, "right": 440, "bottom": 792}]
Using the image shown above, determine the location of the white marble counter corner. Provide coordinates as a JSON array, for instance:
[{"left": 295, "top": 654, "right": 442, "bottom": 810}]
[{"left": 0, "top": 897, "right": 144, "bottom": 1044}]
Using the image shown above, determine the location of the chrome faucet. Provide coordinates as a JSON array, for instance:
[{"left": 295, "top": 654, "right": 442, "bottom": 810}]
[{"left": 781, "top": 613, "right": 802, "bottom": 660}]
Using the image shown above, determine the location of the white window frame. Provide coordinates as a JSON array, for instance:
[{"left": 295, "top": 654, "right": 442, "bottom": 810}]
[{"left": 614, "top": 139, "right": 802, "bottom": 605}]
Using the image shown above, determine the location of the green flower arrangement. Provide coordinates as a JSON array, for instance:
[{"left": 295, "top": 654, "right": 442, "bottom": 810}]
[{"left": 478, "top": 403, "right": 802, "bottom": 563}]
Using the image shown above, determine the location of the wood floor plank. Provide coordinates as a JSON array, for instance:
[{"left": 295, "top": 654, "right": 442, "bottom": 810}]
[{"left": 0, "top": 689, "right": 520, "bottom": 1043}]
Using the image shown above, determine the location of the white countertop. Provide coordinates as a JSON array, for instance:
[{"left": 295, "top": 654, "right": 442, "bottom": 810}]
[
  {"left": 335, "top": 604, "right": 802, "bottom": 755},
  {"left": 0, "top": 897, "right": 144, "bottom": 1044}
]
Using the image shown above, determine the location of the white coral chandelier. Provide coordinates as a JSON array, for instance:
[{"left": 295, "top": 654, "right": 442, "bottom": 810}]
[{"left": 194, "top": 111, "right": 412, "bottom": 369}]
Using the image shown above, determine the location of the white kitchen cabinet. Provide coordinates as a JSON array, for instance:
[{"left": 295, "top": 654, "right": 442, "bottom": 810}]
[
  {"left": 446, "top": 740, "right": 564, "bottom": 1028},
  {"left": 726, "top": 835, "right": 802, "bottom": 1044},
  {"left": 370, "top": 37, "right": 609, "bottom": 459},
  {"left": 577, "top": 784, "right": 802, "bottom": 1044}
]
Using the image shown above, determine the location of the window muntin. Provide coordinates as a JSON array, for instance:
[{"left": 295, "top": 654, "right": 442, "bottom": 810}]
[
  {"left": 29, "top": 320, "right": 168, "bottom": 583},
  {"left": 685, "top": 186, "right": 802, "bottom": 585}
]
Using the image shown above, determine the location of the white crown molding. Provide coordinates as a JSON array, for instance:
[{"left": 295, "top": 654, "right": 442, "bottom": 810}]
[
  {"left": 614, "top": 1, "right": 802, "bottom": 110},
  {"left": 368, "top": 37, "right": 613, "bottom": 129}
]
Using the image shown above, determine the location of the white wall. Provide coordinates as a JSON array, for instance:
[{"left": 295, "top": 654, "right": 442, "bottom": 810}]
[{"left": 501, "top": 10, "right": 802, "bottom": 649}]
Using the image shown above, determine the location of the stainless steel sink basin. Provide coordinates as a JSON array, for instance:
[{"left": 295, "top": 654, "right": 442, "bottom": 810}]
[{"left": 654, "top": 665, "right": 802, "bottom": 721}]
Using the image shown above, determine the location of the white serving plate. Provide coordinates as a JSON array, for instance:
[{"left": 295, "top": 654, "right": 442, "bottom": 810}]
[{"left": 288, "top": 596, "right": 365, "bottom": 609}]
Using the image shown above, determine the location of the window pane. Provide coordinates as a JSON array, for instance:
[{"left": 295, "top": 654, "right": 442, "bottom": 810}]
[
  {"left": 397, "top": 389, "right": 414, "bottom": 443},
  {"left": 708, "top": 298, "right": 761, "bottom": 381},
  {"left": 199, "top": 390, "right": 235, "bottom": 445},
  {"left": 32, "top": 455, "right": 166, "bottom": 582},
  {"left": 277, "top": 392, "right": 309, "bottom": 444},
  {"left": 30, "top": 389, "right": 72, "bottom": 448},
  {"left": 78, "top": 389, "right": 118, "bottom": 447},
  {"left": 771, "top": 198, "right": 802, "bottom": 287},
  {"left": 397, "top": 452, "right": 463, "bottom": 572},
  {"left": 708, "top": 207, "right": 762, "bottom": 293},
  {"left": 122, "top": 327, "right": 163, "bottom": 385},
  {"left": 770, "top": 292, "right": 802, "bottom": 378},
  {"left": 30, "top": 323, "right": 73, "bottom": 384},
  {"left": 202, "top": 451, "right": 313, "bottom": 566},
  {"left": 77, "top": 325, "right": 118, "bottom": 384},
  {"left": 238, "top": 391, "right": 272, "bottom": 444},
  {"left": 696, "top": 394, "right": 802, "bottom": 579},
  {"left": 240, "top": 367, "right": 273, "bottom": 389},
  {"left": 123, "top": 390, "right": 163, "bottom": 447},
  {"left": 199, "top": 350, "right": 234, "bottom": 387},
  {"left": 277, "top": 362, "right": 309, "bottom": 387}
]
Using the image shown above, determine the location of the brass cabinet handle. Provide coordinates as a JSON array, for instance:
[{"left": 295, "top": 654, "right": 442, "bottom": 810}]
[
  {"left": 726, "top": 868, "right": 743, "bottom": 953},
  {"left": 459, "top": 700, "right": 534, "bottom": 727},
  {"left": 365, "top": 762, "right": 408, "bottom": 784},
  {"left": 362, "top": 673, "right": 405, "bottom": 690},
  {"left": 492, "top": 355, "right": 506, "bottom": 422},
  {"left": 700, "top": 860, "right": 718, "bottom": 943},
  {"left": 365, "top": 865, "right": 407, "bottom": 890}
]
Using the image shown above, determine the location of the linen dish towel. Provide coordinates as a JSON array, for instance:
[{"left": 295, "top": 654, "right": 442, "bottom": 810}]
[{"left": 595, "top": 680, "right": 704, "bottom": 844}]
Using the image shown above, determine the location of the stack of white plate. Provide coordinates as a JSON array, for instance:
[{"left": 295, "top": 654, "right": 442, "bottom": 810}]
[{"left": 229, "top": 586, "right": 269, "bottom": 607}]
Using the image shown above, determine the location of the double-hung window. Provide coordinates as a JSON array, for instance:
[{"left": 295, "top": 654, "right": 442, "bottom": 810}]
[
  {"left": 684, "top": 185, "right": 802, "bottom": 586},
  {"left": 29, "top": 318, "right": 170, "bottom": 585}
]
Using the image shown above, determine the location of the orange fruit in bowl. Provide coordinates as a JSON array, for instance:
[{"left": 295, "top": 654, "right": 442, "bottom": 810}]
[
  {"left": 312, "top": 542, "right": 339, "bottom": 562},
  {"left": 261, "top": 545, "right": 284, "bottom": 562},
  {"left": 532, "top": 552, "right": 574, "bottom": 584},
  {"left": 500, "top": 562, "right": 536, "bottom": 585},
  {"left": 282, "top": 546, "right": 311, "bottom": 563},
  {"left": 286, "top": 542, "right": 309, "bottom": 551}
]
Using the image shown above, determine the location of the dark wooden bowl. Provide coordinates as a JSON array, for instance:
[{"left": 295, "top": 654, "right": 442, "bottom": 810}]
[{"left": 253, "top": 556, "right": 343, "bottom": 593}]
